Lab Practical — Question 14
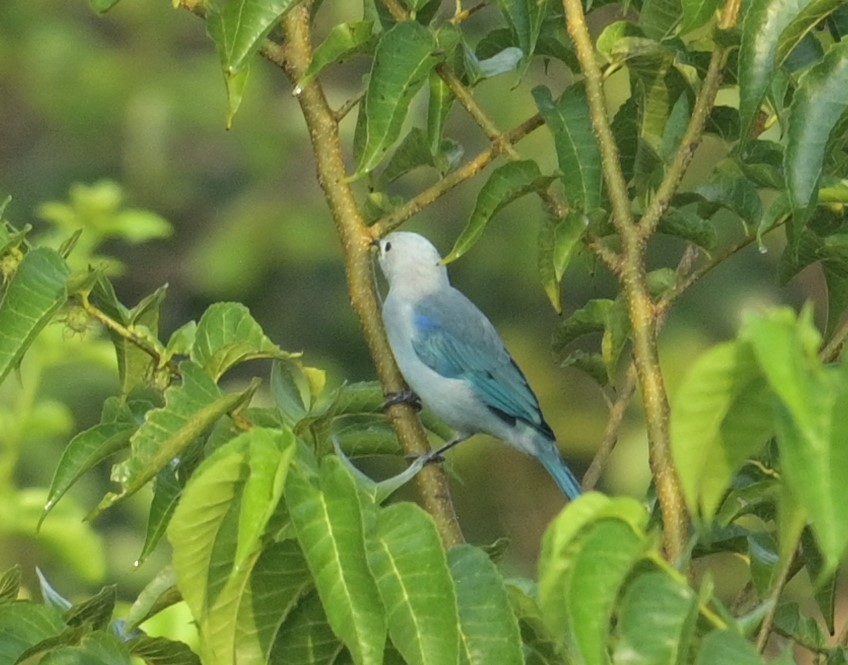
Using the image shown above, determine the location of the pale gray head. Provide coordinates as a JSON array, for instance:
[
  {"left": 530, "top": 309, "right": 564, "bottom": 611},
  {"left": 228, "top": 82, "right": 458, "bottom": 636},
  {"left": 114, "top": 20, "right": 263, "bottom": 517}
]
[{"left": 376, "top": 232, "right": 450, "bottom": 292}]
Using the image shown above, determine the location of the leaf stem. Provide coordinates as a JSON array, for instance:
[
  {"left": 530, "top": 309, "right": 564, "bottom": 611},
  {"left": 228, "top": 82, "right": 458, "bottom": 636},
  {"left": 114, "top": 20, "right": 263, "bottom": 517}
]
[{"left": 279, "top": 5, "right": 464, "bottom": 547}]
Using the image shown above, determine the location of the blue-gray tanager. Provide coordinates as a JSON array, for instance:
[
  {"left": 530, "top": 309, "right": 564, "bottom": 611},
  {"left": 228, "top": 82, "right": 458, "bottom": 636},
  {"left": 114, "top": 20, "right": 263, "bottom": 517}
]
[{"left": 375, "top": 231, "right": 582, "bottom": 500}]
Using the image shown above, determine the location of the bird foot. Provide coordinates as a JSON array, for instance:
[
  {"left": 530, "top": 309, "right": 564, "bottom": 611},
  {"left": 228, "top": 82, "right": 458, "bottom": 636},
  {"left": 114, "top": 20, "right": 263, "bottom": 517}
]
[{"left": 382, "top": 390, "right": 422, "bottom": 412}]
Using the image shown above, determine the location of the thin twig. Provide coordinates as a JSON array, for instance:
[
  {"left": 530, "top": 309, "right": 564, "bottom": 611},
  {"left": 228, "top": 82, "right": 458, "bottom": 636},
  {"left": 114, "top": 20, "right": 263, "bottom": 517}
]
[
  {"left": 371, "top": 114, "right": 545, "bottom": 236},
  {"left": 582, "top": 365, "right": 637, "bottom": 490}
]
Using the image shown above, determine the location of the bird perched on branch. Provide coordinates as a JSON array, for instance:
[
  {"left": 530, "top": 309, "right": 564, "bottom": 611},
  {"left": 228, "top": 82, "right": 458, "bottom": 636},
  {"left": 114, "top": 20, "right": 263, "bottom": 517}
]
[{"left": 374, "top": 231, "right": 582, "bottom": 500}]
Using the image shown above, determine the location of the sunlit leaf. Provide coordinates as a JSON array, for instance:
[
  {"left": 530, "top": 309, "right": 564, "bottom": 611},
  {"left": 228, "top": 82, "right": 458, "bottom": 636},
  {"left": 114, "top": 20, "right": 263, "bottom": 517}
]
[
  {"left": 0, "top": 247, "right": 69, "bottom": 386},
  {"left": 286, "top": 456, "right": 387, "bottom": 664},
  {"left": 671, "top": 340, "right": 774, "bottom": 520},
  {"left": 192, "top": 302, "right": 297, "bottom": 382},
  {"left": 613, "top": 571, "right": 699, "bottom": 665},
  {"left": 449, "top": 546, "right": 523, "bottom": 665},
  {"left": 744, "top": 308, "right": 848, "bottom": 573},
  {"left": 367, "top": 503, "right": 459, "bottom": 665},
  {"left": 94, "top": 362, "right": 258, "bottom": 515}
]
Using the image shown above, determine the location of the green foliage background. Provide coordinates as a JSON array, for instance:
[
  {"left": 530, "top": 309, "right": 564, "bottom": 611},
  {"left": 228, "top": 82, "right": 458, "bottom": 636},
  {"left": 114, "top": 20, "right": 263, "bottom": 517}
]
[{"left": 1, "top": 0, "right": 847, "bottom": 662}]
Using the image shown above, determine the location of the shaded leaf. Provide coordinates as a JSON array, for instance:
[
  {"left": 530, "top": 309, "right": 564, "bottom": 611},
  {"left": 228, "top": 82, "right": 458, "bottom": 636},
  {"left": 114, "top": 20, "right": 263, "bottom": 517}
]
[
  {"left": 298, "top": 21, "right": 375, "bottom": 89},
  {"left": 41, "top": 422, "right": 135, "bottom": 525},
  {"left": 738, "top": 0, "right": 808, "bottom": 141},
  {"left": 445, "top": 161, "right": 554, "bottom": 262},
  {"left": 785, "top": 40, "right": 848, "bottom": 231},
  {"left": 356, "top": 22, "right": 439, "bottom": 174},
  {"left": 192, "top": 302, "right": 297, "bottom": 382},
  {"left": 534, "top": 84, "right": 603, "bottom": 212}
]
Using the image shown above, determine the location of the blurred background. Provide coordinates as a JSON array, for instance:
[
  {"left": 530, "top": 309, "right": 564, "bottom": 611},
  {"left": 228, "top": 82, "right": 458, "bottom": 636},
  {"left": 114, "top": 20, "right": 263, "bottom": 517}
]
[{"left": 0, "top": 0, "right": 819, "bottom": 614}]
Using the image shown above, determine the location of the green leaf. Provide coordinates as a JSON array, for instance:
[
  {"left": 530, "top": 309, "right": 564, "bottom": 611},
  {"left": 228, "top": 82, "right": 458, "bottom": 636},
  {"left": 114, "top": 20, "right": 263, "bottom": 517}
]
[
  {"left": 0, "top": 247, "right": 69, "bottom": 386},
  {"left": 640, "top": 0, "right": 683, "bottom": 40},
  {"left": 445, "top": 161, "right": 554, "bottom": 262},
  {"left": 222, "top": 66, "right": 250, "bottom": 129},
  {"left": 297, "top": 21, "right": 375, "bottom": 89},
  {"left": 613, "top": 571, "right": 699, "bottom": 665},
  {"left": 126, "top": 635, "right": 200, "bottom": 665},
  {"left": 738, "top": 0, "right": 808, "bottom": 142},
  {"left": 493, "top": 0, "right": 548, "bottom": 64},
  {"left": 207, "top": 0, "right": 298, "bottom": 74},
  {"left": 681, "top": 0, "right": 719, "bottom": 32},
  {"left": 694, "top": 166, "right": 763, "bottom": 227},
  {"left": 504, "top": 580, "right": 566, "bottom": 664},
  {"left": 95, "top": 362, "right": 258, "bottom": 515},
  {"left": 670, "top": 340, "right": 775, "bottom": 521},
  {"left": 235, "top": 541, "right": 314, "bottom": 663},
  {"left": 694, "top": 630, "right": 765, "bottom": 665},
  {"left": 538, "top": 495, "right": 648, "bottom": 641},
  {"left": 138, "top": 462, "right": 183, "bottom": 565},
  {"left": 269, "top": 591, "right": 346, "bottom": 664},
  {"left": 533, "top": 84, "right": 603, "bottom": 212},
  {"left": 124, "top": 567, "right": 180, "bottom": 631},
  {"left": 92, "top": 279, "right": 167, "bottom": 395},
  {"left": 785, "top": 40, "right": 848, "bottom": 227},
  {"left": 552, "top": 300, "right": 611, "bottom": 351},
  {"left": 367, "top": 503, "right": 459, "bottom": 665},
  {"left": 775, "top": 0, "right": 847, "bottom": 66},
  {"left": 168, "top": 428, "right": 297, "bottom": 663},
  {"left": 41, "top": 422, "right": 135, "bottom": 525},
  {"left": 427, "top": 70, "right": 454, "bottom": 160},
  {"left": 379, "top": 127, "right": 436, "bottom": 185},
  {"left": 657, "top": 208, "right": 717, "bottom": 250},
  {"left": 192, "top": 302, "right": 297, "bottom": 381},
  {"left": 449, "top": 546, "right": 523, "bottom": 665},
  {"left": 65, "top": 585, "right": 117, "bottom": 630},
  {"left": 0, "top": 602, "right": 65, "bottom": 663},
  {"left": 744, "top": 308, "right": 848, "bottom": 572},
  {"left": 0, "top": 565, "right": 21, "bottom": 603},
  {"left": 539, "top": 500, "right": 650, "bottom": 665},
  {"left": 356, "top": 22, "right": 439, "bottom": 175},
  {"left": 538, "top": 213, "right": 588, "bottom": 312},
  {"left": 286, "top": 456, "right": 387, "bottom": 665},
  {"left": 37, "top": 631, "right": 133, "bottom": 665}
]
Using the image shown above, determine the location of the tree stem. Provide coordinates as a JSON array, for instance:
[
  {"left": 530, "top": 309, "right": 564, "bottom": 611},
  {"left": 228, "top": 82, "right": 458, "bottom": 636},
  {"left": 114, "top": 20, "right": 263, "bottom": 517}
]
[
  {"left": 561, "top": 0, "right": 687, "bottom": 560},
  {"left": 280, "top": 5, "right": 464, "bottom": 547}
]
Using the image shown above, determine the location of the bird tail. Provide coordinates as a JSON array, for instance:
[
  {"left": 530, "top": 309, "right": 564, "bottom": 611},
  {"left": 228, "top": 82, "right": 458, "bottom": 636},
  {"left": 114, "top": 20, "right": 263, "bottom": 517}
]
[{"left": 536, "top": 444, "right": 583, "bottom": 500}]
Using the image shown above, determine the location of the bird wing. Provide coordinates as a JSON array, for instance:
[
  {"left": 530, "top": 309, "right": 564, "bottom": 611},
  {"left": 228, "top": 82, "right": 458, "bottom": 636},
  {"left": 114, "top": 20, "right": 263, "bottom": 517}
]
[{"left": 410, "top": 290, "right": 553, "bottom": 438}]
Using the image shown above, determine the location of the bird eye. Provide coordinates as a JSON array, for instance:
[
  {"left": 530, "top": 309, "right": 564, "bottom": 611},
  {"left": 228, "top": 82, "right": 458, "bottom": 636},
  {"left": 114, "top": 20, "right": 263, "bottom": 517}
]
[{"left": 384, "top": 241, "right": 392, "bottom": 252}]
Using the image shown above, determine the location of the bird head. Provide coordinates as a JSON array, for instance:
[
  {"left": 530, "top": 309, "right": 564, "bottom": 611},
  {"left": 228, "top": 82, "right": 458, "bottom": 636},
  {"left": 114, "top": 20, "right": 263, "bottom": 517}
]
[{"left": 374, "top": 232, "right": 449, "bottom": 291}]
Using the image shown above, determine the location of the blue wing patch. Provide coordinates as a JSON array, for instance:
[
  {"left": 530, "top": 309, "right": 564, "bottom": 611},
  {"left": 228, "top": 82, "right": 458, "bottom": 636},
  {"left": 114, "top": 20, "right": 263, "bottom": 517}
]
[{"left": 411, "top": 294, "right": 554, "bottom": 439}]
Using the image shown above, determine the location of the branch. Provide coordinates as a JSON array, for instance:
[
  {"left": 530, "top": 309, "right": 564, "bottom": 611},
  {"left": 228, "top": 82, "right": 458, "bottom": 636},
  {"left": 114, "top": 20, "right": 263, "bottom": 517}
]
[
  {"left": 561, "top": 0, "right": 687, "bottom": 560},
  {"left": 279, "top": 5, "right": 464, "bottom": 547},
  {"left": 371, "top": 114, "right": 545, "bottom": 236}
]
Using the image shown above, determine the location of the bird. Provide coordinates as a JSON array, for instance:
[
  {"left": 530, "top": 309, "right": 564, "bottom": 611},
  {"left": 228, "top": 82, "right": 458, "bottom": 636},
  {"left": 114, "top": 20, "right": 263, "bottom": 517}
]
[{"left": 374, "top": 231, "right": 582, "bottom": 500}]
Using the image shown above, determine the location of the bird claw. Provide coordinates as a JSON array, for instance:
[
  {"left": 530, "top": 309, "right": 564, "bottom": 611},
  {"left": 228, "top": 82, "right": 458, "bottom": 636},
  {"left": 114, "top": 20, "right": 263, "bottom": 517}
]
[{"left": 382, "top": 390, "right": 422, "bottom": 412}]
